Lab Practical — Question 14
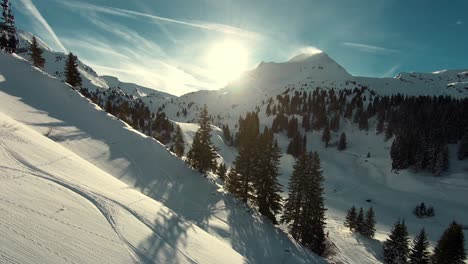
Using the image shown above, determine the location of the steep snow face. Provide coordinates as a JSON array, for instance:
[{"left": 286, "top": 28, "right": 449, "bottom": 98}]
[{"left": 0, "top": 52, "right": 325, "bottom": 263}]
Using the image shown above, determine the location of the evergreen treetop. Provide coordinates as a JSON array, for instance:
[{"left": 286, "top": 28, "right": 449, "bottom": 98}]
[
  {"left": 383, "top": 220, "right": 410, "bottom": 264},
  {"left": 432, "top": 221, "right": 466, "bottom": 264},
  {"left": 64, "top": 52, "right": 82, "bottom": 88},
  {"left": 29, "top": 36, "right": 45, "bottom": 68},
  {"left": 409, "top": 228, "right": 430, "bottom": 264}
]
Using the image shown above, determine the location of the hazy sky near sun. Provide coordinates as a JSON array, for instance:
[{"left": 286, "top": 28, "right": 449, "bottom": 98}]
[{"left": 13, "top": 0, "right": 468, "bottom": 95}]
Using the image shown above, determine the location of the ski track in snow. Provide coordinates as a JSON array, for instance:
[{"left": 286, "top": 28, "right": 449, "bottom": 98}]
[{"left": 0, "top": 139, "right": 202, "bottom": 264}]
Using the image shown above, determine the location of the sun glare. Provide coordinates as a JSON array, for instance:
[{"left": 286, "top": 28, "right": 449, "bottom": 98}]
[{"left": 204, "top": 39, "right": 249, "bottom": 82}]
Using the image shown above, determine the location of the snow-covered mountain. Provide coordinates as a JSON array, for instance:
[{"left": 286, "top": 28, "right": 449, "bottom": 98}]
[
  {"left": 0, "top": 51, "right": 324, "bottom": 263},
  {"left": 3, "top": 32, "right": 467, "bottom": 264}
]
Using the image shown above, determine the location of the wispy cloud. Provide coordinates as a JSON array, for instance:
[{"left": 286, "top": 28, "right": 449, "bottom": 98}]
[
  {"left": 62, "top": 15, "right": 222, "bottom": 95},
  {"left": 342, "top": 42, "right": 398, "bottom": 54},
  {"left": 456, "top": 20, "right": 462, "bottom": 25},
  {"left": 17, "top": 0, "right": 66, "bottom": 52},
  {"left": 55, "top": 0, "right": 260, "bottom": 40}
]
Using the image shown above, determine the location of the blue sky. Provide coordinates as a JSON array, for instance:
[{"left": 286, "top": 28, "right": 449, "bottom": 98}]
[{"left": 13, "top": 0, "right": 468, "bottom": 95}]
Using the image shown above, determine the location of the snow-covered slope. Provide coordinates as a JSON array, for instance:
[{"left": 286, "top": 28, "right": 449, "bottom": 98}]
[
  {"left": 0, "top": 111, "right": 244, "bottom": 264},
  {"left": 0, "top": 51, "right": 324, "bottom": 263}
]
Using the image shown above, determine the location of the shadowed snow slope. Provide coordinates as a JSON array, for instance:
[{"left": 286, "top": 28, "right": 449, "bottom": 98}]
[{"left": 0, "top": 52, "right": 324, "bottom": 263}]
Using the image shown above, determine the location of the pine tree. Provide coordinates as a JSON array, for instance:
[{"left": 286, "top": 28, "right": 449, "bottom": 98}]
[
  {"left": 1, "top": 0, "right": 16, "bottom": 34},
  {"left": 376, "top": 117, "right": 385, "bottom": 135},
  {"left": 253, "top": 128, "right": 283, "bottom": 224},
  {"left": 458, "top": 131, "right": 468, "bottom": 160},
  {"left": 356, "top": 207, "right": 365, "bottom": 234},
  {"left": 432, "top": 221, "right": 466, "bottom": 264},
  {"left": 359, "top": 111, "right": 369, "bottom": 131},
  {"left": 409, "top": 229, "right": 430, "bottom": 264},
  {"left": 217, "top": 163, "right": 227, "bottom": 180},
  {"left": 226, "top": 112, "right": 260, "bottom": 203},
  {"left": 390, "top": 135, "right": 410, "bottom": 170},
  {"left": 426, "top": 206, "right": 434, "bottom": 217},
  {"left": 363, "top": 207, "right": 376, "bottom": 238},
  {"left": 172, "top": 125, "right": 185, "bottom": 157},
  {"left": 322, "top": 124, "right": 331, "bottom": 148},
  {"left": 187, "top": 105, "right": 217, "bottom": 173},
  {"left": 64, "top": 52, "right": 82, "bottom": 88},
  {"left": 383, "top": 220, "right": 410, "bottom": 264},
  {"left": 344, "top": 206, "right": 357, "bottom": 231},
  {"left": 29, "top": 36, "right": 45, "bottom": 68},
  {"left": 338, "top": 132, "right": 347, "bottom": 151},
  {"left": 282, "top": 152, "right": 327, "bottom": 256},
  {"left": 222, "top": 124, "right": 232, "bottom": 145},
  {"left": 282, "top": 152, "right": 308, "bottom": 240}
]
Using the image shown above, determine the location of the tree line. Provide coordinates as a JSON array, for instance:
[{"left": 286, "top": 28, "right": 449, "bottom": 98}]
[{"left": 265, "top": 87, "right": 468, "bottom": 175}]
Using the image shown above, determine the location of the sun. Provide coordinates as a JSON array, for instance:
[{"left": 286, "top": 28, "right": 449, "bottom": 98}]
[{"left": 204, "top": 39, "right": 249, "bottom": 82}]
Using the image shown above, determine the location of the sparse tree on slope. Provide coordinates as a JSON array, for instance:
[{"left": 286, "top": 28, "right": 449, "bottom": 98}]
[
  {"left": 64, "top": 52, "right": 82, "bottom": 88},
  {"left": 363, "top": 207, "right": 376, "bottom": 238},
  {"left": 383, "top": 220, "right": 410, "bottom": 264},
  {"left": 187, "top": 105, "right": 217, "bottom": 173},
  {"left": 338, "top": 132, "right": 347, "bottom": 151},
  {"left": 409, "top": 228, "right": 430, "bottom": 264},
  {"left": 172, "top": 125, "right": 185, "bottom": 157},
  {"left": 432, "top": 221, "right": 466, "bottom": 264},
  {"left": 322, "top": 123, "right": 331, "bottom": 147},
  {"left": 29, "top": 36, "right": 45, "bottom": 68},
  {"left": 356, "top": 207, "right": 365, "bottom": 234},
  {"left": 344, "top": 205, "right": 357, "bottom": 231}
]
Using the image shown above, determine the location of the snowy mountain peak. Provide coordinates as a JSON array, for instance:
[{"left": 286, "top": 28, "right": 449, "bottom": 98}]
[
  {"left": 287, "top": 51, "right": 326, "bottom": 63},
  {"left": 224, "top": 52, "right": 353, "bottom": 97}
]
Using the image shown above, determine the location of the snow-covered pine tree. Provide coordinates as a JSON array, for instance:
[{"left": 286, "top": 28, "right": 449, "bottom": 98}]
[
  {"left": 363, "top": 207, "right": 376, "bottom": 238},
  {"left": 187, "top": 105, "right": 217, "bottom": 173},
  {"left": 172, "top": 125, "right": 185, "bottom": 157},
  {"left": 29, "top": 36, "right": 45, "bottom": 68},
  {"left": 431, "top": 221, "right": 466, "bottom": 264},
  {"left": 253, "top": 127, "right": 283, "bottom": 224},
  {"left": 338, "top": 132, "right": 347, "bottom": 151},
  {"left": 356, "top": 207, "right": 365, "bottom": 234},
  {"left": 321, "top": 123, "right": 331, "bottom": 147},
  {"left": 383, "top": 220, "right": 410, "bottom": 264},
  {"left": 409, "top": 228, "right": 430, "bottom": 264},
  {"left": 64, "top": 52, "right": 82, "bottom": 88},
  {"left": 344, "top": 205, "right": 357, "bottom": 231}
]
